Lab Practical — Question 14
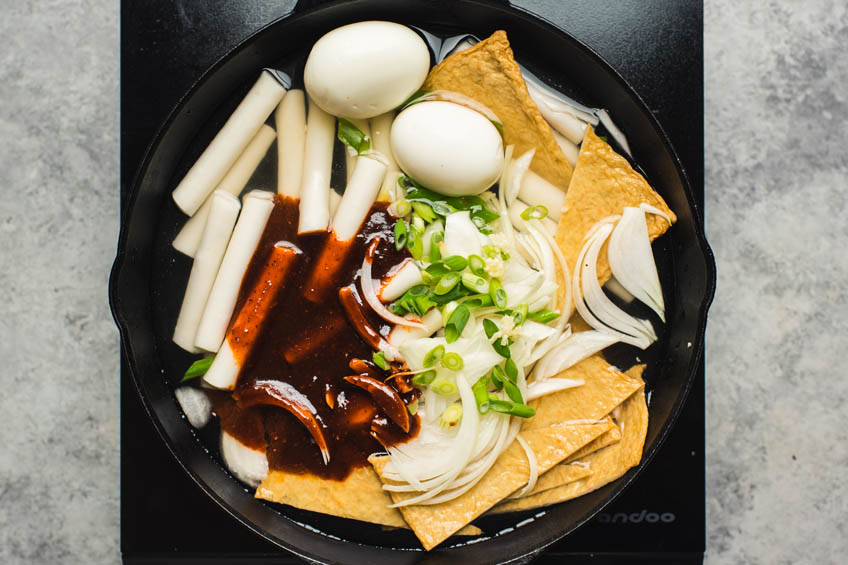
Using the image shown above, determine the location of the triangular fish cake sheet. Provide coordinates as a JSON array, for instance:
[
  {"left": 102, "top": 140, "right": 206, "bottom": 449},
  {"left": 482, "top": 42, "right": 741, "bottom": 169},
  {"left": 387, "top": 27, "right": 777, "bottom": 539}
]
[
  {"left": 494, "top": 379, "right": 648, "bottom": 513},
  {"left": 424, "top": 30, "right": 573, "bottom": 189},
  {"left": 555, "top": 126, "right": 676, "bottom": 285},
  {"left": 370, "top": 422, "right": 613, "bottom": 550},
  {"left": 522, "top": 354, "right": 643, "bottom": 430}
]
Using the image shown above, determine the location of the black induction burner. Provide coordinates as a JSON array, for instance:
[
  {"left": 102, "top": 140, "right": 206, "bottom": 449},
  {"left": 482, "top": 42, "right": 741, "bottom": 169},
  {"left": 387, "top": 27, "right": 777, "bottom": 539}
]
[{"left": 120, "top": 2, "right": 704, "bottom": 563}]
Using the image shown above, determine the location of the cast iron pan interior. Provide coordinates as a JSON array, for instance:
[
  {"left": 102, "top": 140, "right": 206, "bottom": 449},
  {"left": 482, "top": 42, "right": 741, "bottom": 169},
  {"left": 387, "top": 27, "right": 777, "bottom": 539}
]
[{"left": 110, "top": 0, "right": 716, "bottom": 563}]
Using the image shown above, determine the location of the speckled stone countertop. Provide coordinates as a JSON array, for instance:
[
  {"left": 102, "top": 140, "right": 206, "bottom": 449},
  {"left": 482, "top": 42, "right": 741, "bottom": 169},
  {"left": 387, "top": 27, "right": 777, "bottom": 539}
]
[{"left": 0, "top": 1, "right": 846, "bottom": 563}]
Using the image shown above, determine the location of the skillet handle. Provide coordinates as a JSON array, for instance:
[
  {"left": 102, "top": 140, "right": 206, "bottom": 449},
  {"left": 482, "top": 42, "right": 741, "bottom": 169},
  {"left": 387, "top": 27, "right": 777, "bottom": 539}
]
[{"left": 293, "top": 0, "right": 509, "bottom": 13}]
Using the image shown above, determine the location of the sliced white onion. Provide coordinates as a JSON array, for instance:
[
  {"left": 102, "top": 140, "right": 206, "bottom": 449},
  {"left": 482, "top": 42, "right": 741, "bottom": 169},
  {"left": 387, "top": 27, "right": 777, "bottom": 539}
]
[
  {"left": 379, "top": 260, "right": 423, "bottom": 303},
  {"left": 174, "top": 386, "right": 212, "bottom": 428},
  {"left": 531, "top": 330, "right": 619, "bottom": 382},
  {"left": 525, "top": 377, "right": 585, "bottom": 401},
  {"left": 388, "top": 308, "right": 442, "bottom": 349},
  {"left": 573, "top": 222, "right": 656, "bottom": 349},
  {"left": 360, "top": 253, "right": 424, "bottom": 329},
  {"left": 608, "top": 207, "right": 665, "bottom": 321},
  {"left": 512, "top": 434, "right": 539, "bottom": 499},
  {"left": 505, "top": 149, "right": 535, "bottom": 206},
  {"left": 596, "top": 109, "right": 632, "bottom": 157},
  {"left": 411, "top": 90, "right": 501, "bottom": 126}
]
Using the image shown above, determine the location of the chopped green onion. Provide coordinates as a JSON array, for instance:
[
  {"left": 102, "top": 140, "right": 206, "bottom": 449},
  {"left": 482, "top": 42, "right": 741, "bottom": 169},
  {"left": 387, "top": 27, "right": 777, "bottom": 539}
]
[
  {"left": 520, "top": 204, "right": 549, "bottom": 221},
  {"left": 372, "top": 351, "right": 389, "bottom": 371},
  {"left": 431, "top": 376, "right": 458, "bottom": 396},
  {"left": 483, "top": 245, "right": 509, "bottom": 260},
  {"left": 528, "top": 309, "right": 560, "bottom": 323},
  {"left": 468, "top": 254, "right": 486, "bottom": 276},
  {"left": 394, "top": 220, "right": 408, "bottom": 250},
  {"left": 512, "top": 304, "right": 528, "bottom": 325},
  {"left": 407, "top": 228, "right": 423, "bottom": 259},
  {"left": 434, "top": 272, "right": 460, "bottom": 295},
  {"left": 411, "top": 201, "right": 437, "bottom": 224},
  {"left": 483, "top": 318, "right": 498, "bottom": 339},
  {"left": 429, "top": 231, "right": 443, "bottom": 262},
  {"left": 400, "top": 89, "right": 430, "bottom": 110},
  {"left": 439, "top": 403, "right": 463, "bottom": 429},
  {"left": 428, "top": 283, "right": 471, "bottom": 304},
  {"left": 337, "top": 118, "right": 370, "bottom": 155},
  {"left": 504, "top": 358, "right": 519, "bottom": 382},
  {"left": 489, "top": 278, "right": 507, "bottom": 309},
  {"left": 181, "top": 356, "right": 214, "bottom": 382},
  {"left": 461, "top": 294, "right": 493, "bottom": 309},
  {"left": 488, "top": 399, "right": 535, "bottom": 418},
  {"left": 441, "top": 352, "right": 464, "bottom": 371},
  {"left": 490, "top": 365, "right": 506, "bottom": 389},
  {"left": 394, "top": 199, "right": 412, "bottom": 217},
  {"left": 461, "top": 272, "right": 490, "bottom": 294},
  {"left": 412, "top": 370, "right": 437, "bottom": 386},
  {"left": 423, "top": 345, "right": 445, "bottom": 368},
  {"left": 407, "top": 399, "right": 419, "bottom": 415},
  {"left": 425, "top": 262, "right": 450, "bottom": 276},
  {"left": 412, "top": 214, "right": 426, "bottom": 234},
  {"left": 442, "top": 255, "right": 468, "bottom": 271},
  {"left": 444, "top": 304, "right": 470, "bottom": 343},
  {"left": 472, "top": 377, "right": 490, "bottom": 414},
  {"left": 492, "top": 339, "right": 511, "bottom": 359},
  {"left": 490, "top": 120, "right": 505, "bottom": 139},
  {"left": 503, "top": 378, "right": 523, "bottom": 404}
]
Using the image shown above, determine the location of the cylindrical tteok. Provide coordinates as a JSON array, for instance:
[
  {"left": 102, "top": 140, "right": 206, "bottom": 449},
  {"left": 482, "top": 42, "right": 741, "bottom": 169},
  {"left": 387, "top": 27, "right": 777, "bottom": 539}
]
[
  {"left": 194, "top": 190, "right": 276, "bottom": 352},
  {"left": 275, "top": 89, "right": 306, "bottom": 197},
  {"left": 172, "top": 72, "right": 286, "bottom": 216},
  {"left": 510, "top": 199, "right": 558, "bottom": 236},
  {"left": 203, "top": 243, "right": 300, "bottom": 390},
  {"left": 518, "top": 170, "right": 567, "bottom": 222},
  {"left": 332, "top": 156, "right": 387, "bottom": 241},
  {"left": 345, "top": 118, "right": 371, "bottom": 182},
  {"left": 552, "top": 130, "right": 579, "bottom": 167},
  {"left": 172, "top": 191, "right": 242, "bottom": 352},
  {"left": 298, "top": 97, "right": 335, "bottom": 234},
  {"left": 369, "top": 112, "right": 399, "bottom": 200},
  {"left": 379, "top": 260, "right": 423, "bottom": 302},
  {"left": 173, "top": 125, "right": 276, "bottom": 257},
  {"left": 388, "top": 308, "right": 442, "bottom": 349}
]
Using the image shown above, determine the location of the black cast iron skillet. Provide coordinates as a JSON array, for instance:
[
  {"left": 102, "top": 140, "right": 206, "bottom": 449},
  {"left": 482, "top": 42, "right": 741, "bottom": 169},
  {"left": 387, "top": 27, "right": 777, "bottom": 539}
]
[{"left": 110, "top": 0, "right": 716, "bottom": 562}]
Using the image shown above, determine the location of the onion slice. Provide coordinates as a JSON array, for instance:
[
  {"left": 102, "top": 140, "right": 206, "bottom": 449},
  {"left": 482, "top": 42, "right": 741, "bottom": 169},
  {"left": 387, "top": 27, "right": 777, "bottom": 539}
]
[
  {"left": 573, "top": 222, "right": 656, "bottom": 349},
  {"left": 512, "top": 433, "right": 539, "bottom": 499},
  {"left": 531, "top": 330, "right": 619, "bottom": 381},
  {"left": 608, "top": 207, "right": 665, "bottom": 321},
  {"left": 525, "top": 377, "right": 585, "bottom": 401},
  {"left": 360, "top": 238, "right": 425, "bottom": 329}
]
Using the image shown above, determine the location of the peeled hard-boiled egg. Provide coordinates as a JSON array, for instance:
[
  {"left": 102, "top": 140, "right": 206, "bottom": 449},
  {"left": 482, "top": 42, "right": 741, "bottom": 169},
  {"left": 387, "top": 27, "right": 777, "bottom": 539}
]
[
  {"left": 304, "top": 21, "right": 430, "bottom": 119},
  {"left": 391, "top": 101, "right": 504, "bottom": 196}
]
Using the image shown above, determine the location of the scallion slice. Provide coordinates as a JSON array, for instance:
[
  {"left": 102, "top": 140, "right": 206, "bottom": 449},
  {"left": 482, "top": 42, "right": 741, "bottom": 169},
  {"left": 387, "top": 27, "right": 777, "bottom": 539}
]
[
  {"left": 489, "top": 278, "right": 507, "bottom": 309},
  {"left": 441, "top": 352, "right": 464, "bottom": 371},
  {"left": 472, "top": 377, "right": 490, "bottom": 413},
  {"left": 439, "top": 403, "right": 463, "bottom": 429},
  {"left": 429, "top": 231, "right": 443, "bottom": 262},
  {"left": 423, "top": 345, "right": 445, "bottom": 368},
  {"left": 504, "top": 358, "right": 519, "bottom": 382},
  {"left": 461, "top": 272, "right": 490, "bottom": 294},
  {"left": 337, "top": 118, "right": 371, "bottom": 155},
  {"left": 468, "top": 254, "right": 486, "bottom": 276},
  {"left": 434, "top": 272, "right": 460, "bottom": 295},
  {"left": 483, "top": 318, "right": 498, "bottom": 339},
  {"left": 431, "top": 376, "right": 458, "bottom": 396},
  {"left": 488, "top": 399, "right": 535, "bottom": 418},
  {"left": 412, "top": 370, "right": 437, "bottom": 386},
  {"left": 411, "top": 201, "right": 437, "bottom": 224},
  {"left": 444, "top": 303, "right": 470, "bottom": 343},
  {"left": 528, "top": 309, "right": 560, "bottom": 323},
  {"left": 490, "top": 365, "right": 506, "bottom": 389},
  {"left": 372, "top": 351, "right": 389, "bottom": 371},
  {"left": 181, "top": 356, "right": 214, "bottom": 382},
  {"left": 520, "top": 204, "right": 549, "bottom": 221},
  {"left": 406, "top": 228, "right": 423, "bottom": 259},
  {"left": 394, "top": 220, "right": 408, "bottom": 250},
  {"left": 442, "top": 255, "right": 468, "bottom": 272},
  {"left": 503, "top": 378, "right": 523, "bottom": 404}
]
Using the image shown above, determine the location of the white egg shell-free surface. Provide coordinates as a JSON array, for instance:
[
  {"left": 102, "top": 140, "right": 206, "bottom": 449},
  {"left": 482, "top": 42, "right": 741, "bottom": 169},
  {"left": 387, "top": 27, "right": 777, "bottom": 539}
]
[
  {"left": 304, "top": 21, "right": 430, "bottom": 119},
  {"left": 391, "top": 101, "right": 504, "bottom": 196}
]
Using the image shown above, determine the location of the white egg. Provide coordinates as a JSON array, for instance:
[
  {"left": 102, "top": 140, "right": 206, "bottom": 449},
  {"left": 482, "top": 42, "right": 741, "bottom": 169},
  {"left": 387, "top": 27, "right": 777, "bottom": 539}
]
[
  {"left": 304, "top": 21, "right": 430, "bottom": 119},
  {"left": 391, "top": 101, "right": 504, "bottom": 196}
]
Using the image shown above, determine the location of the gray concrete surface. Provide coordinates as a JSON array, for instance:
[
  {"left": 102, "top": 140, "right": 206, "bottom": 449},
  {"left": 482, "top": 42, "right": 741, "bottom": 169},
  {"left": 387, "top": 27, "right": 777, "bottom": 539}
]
[{"left": 0, "top": 1, "right": 846, "bottom": 563}]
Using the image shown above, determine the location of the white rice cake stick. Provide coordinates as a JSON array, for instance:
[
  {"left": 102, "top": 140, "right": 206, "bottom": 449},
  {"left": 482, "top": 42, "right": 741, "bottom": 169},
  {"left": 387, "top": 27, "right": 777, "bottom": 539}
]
[
  {"left": 510, "top": 199, "right": 558, "bottom": 236},
  {"left": 172, "top": 191, "right": 241, "bottom": 352},
  {"left": 172, "top": 125, "right": 276, "bottom": 257},
  {"left": 379, "top": 260, "right": 423, "bottom": 302},
  {"left": 345, "top": 118, "right": 371, "bottom": 182},
  {"left": 298, "top": 98, "right": 335, "bottom": 234},
  {"left": 369, "top": 111, "right": 400, "bottom": 201},
  {"left": 172, "top": 71, "right": 286, "bottom": 216},
  {"left": 388, "top": 308, "right": 442, "bottom": 349},
  {"left": 332, "top": 156, "right": 387, "bottom": 241},
  {"left": 194, "top": 190, "right": 275, "bottom": 352},
  {"left": 552, "top": 130, "right": 579, "bottom": 166},
  {"left": 275, "top": 89, "right": 306, "bottom": 197},
  {"left": 203, "top": 243, "right": 299, "bottom": 390},
  {"left": 518, "top": 170, "right": 567, "bottom": 222}
]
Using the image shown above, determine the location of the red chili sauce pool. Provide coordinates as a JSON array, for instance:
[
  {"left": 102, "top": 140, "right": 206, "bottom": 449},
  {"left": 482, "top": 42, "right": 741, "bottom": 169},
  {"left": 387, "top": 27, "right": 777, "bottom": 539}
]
[{"left": 211, "top": 195, "right": 420, "bottom": 481}]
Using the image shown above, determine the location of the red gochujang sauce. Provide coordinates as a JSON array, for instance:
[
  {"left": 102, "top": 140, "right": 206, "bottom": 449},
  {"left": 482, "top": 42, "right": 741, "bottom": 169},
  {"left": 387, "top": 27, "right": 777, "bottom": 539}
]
[{"left": 212, "top": 195, "right": 419, "bottom": 481}]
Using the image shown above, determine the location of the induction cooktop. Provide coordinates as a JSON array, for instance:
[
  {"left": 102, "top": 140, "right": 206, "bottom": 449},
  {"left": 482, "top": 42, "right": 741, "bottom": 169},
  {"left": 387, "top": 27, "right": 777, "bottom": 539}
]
[{"left": 120, "top": 2, "right": 705, "bottom": 563}]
